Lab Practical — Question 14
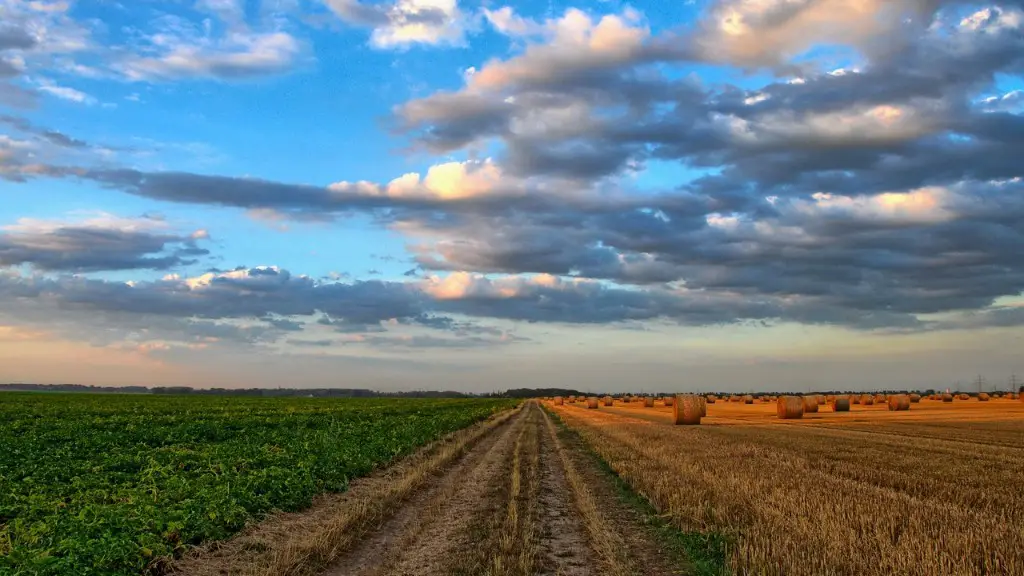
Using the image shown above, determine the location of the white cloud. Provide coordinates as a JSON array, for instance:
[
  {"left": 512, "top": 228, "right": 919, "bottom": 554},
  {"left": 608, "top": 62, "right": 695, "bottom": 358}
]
[
  {"left": 35, "top": 77, "right": 95, "bottom": 104},
  {"left": 468, "top": 8, "right": 649, "bottom": 92},
  {"left": 370, "top": 0, "right": 466, "bottom": 48},
  {"left": 323, "top": 0, "right": 467, "bottom": 49},
  {"left": 329, "top": 158, "right": 510, "bottom": 200},
  {"left": 694, "top": 0, "right": 939, "bottom": 67},
  {"left": 482, "top": 6, "right": 545, "bottom": 37},
  {"left": 119, "top": 30, "right": 302, "bottom": 81}
]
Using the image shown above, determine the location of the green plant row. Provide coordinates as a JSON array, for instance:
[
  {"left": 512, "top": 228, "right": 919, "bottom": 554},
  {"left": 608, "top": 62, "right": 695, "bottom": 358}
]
[{"left": 0, "top": 393, "right": 516, "bottom": 575}]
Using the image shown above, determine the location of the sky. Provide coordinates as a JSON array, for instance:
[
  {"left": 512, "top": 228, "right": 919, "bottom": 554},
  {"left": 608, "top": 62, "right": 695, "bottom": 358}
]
[{"left": 1, "top": 0, "right": 1023, "bottom": 393}]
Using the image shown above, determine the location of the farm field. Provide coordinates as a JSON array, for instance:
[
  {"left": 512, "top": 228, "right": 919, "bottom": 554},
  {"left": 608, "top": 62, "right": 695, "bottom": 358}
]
[
  {"left": 0, "top": 393, "right": 515, "bottom": 576},
  {"left": 550, "top": 396, "right": 1024, "bottom": 576},
  {"left": 171, "top": 400, "right": 695, "bottom": 576},
  {"left": 4, "top": 393, "right": 1022, "bottom": 576}
]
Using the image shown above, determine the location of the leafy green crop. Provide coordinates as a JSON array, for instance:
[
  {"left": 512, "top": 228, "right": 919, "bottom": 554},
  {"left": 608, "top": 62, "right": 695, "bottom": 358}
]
[{"left": 0, "top": 393, "right": 515, "bottom": 576}]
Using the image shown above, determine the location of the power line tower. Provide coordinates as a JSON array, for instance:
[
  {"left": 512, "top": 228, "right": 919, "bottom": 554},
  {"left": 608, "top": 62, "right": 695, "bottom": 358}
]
[
  {"left": 974, "top": 375, "right": 985, "bottom": 394},
  {"left": 1011, "top": 373, "right": 1021, "bottom": 394}
]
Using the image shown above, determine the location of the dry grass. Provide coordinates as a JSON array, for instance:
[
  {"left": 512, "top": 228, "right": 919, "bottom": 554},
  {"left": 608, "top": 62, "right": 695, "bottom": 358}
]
[
  {"left": 539, "top": 408, "right": 635, "bottom": 576},
  {"left": 169, "top": 406, "right": 522, "bottom": 576},
  {"left": 488, "top": 407, "right": 541, "bottom": 576},
  {"left": 552, "top": 401, "right": 1024, "bottom": 576}
]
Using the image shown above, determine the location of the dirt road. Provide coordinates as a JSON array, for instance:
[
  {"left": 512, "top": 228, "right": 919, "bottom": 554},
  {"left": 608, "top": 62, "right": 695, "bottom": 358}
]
[{"left": 171, "top": 401, "right": 685, "bottom": 576}]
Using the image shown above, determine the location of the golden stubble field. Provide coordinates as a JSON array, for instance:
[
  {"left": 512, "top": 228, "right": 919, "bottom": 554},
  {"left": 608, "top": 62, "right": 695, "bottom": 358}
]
[{"left": 550, "top": 397, "right": 1024, "bottom": 576}]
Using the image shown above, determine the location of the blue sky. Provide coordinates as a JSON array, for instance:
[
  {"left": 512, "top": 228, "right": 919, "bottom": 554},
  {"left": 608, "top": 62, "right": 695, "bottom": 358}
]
[{"left": 1, "top": 0, "right": 1023, "bottom": 392}]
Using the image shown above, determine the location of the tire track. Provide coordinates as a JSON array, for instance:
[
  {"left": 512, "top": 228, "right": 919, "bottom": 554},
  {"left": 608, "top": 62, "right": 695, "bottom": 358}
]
[{"left": 325, "top": 402, "right": 531, "bottom": 576}]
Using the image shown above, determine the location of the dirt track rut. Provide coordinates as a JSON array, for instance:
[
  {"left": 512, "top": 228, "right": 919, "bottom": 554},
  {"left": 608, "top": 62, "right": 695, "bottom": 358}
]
[{"left": 321, "top": 401, "right": 682, "bottom": 576}]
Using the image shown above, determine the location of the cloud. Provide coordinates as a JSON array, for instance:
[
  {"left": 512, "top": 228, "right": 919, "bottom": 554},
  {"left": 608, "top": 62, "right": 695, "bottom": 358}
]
[
  {"left": 118, "top": 30, "right": 303, "bottom": 81},
  {"left": 0, "top": 213, "right": 211, "bottom": 272},
  {"left": 690, "top": 0, "right": 942, "bottom": 69},
  {"left": 3, "top": 0, "right": 1024, "bottom": 345},
  {"left": 0, "top": 114, "right": 89, "bottom": 148},
  {"left": 323, "top": 0, "right": 467, "bottom": 49},
  {"left": 0, "top": 25, "right": 38, "bottom": 52},
  {"left": 35, "top": 77, "right": 95, "bottom": 104}
]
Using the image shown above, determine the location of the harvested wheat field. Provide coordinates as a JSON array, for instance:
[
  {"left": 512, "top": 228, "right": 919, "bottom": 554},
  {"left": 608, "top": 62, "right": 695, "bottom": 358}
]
[
  {"left": 170, "top": 401, "right": 691, "bottom": 576},
  {"left": 550, "top": 397, "right": 1024, "bottom": 576}
]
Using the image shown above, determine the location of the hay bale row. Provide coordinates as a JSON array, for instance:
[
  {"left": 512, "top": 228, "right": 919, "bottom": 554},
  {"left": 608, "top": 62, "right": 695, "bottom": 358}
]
[
  {"left": 777, "top": 396, "right": 804, "bottom": 419},
  {"left": 672, "top": 394, "right": 705, "bottom": 425},
  {"left": 888, "top": 394, "right": 910, "bottom": 411}
]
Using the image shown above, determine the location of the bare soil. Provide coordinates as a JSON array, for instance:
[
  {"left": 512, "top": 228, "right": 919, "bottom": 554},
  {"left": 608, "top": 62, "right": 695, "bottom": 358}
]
[
  {"left": 320, "top": 401, "right": 682, "bottom": 576},
  {"left": 172, "top": 401, "right": 684, "bottom": 576}
]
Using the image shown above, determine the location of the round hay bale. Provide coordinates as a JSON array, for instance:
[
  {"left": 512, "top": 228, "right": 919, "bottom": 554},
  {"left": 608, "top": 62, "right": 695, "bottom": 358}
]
[
  {"left": 603, "top": 396, "right": 614, "bottom": 406},
  {"left": 777, "top": 396, "right": 804, "bottom": 419},
  {"left": 873, "top": 394, "right": 886, "bottom": 404},
  {"left": 673, "top": 394, "right": 704, "bottom": 425},
  {"left": 706, "top": 395, "right": 717, "bottom": 404},
  {"left": 978, "top": 393, "right": 990, "bottom": 401},
  {"left": 958, "top": 393, "right": 970, "bottom": 401},
  {"left": 860, "top": 394, "right": 874, "bottom": 406},
  {"left": 743, "top": 394, "right": 754, "bottom": 404},
  {"left": 729, "top": 395, "right": 742, "bottom": 403},
  {"left": 587, "top": 397, "right": 599, "bottom": 409},
  {"left": 942, "top": 393, "right": 953, "bottom": 402},
  {"left": 663, "top": 396, "right": 675, "bottom": 407},
  {"left": 554, "top": 396, "right": 564, "bottom": 405},
  {"left": 817, "top": 394, "right": 826, "bottom": 405},
  {"left": 760, "top": 396, "right": 772, "bottom": 403},
  {"left": 851, "top": 395, "right": 860, "bottom": 405},
  {"left": 802, "top": 395, "right": 819, "bottom": 413},
  {"left": 887, "top": 394, "right": 910, "bottom": 411},
  {"left": 831, "top": 396, "right": 851, "bottom": 412},
  {"left": 909, "top": 393, "right": 921, "bottom": 403},
  {"left": 644, "top": 397, "right": 654, "bottom": 408}
]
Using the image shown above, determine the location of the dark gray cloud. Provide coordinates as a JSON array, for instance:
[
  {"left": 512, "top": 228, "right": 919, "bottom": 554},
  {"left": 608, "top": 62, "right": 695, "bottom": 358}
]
[
  {"left": 0, "top": 218, "right": 210, "bottom": 272},
  {"left": 0, "top": 26, "right": 36, "bottom": 52},
  {"left": 0, "top": 115, "right": 89, "bottom": 148},
  {"left": 3, "top": 0, "right": 1024, "bottom": 342}
]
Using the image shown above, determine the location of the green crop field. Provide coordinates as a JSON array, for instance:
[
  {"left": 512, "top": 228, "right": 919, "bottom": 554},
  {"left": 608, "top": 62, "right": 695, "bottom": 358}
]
[{"left": 0, "top": 393, "right": 516, "bottom": 576}]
